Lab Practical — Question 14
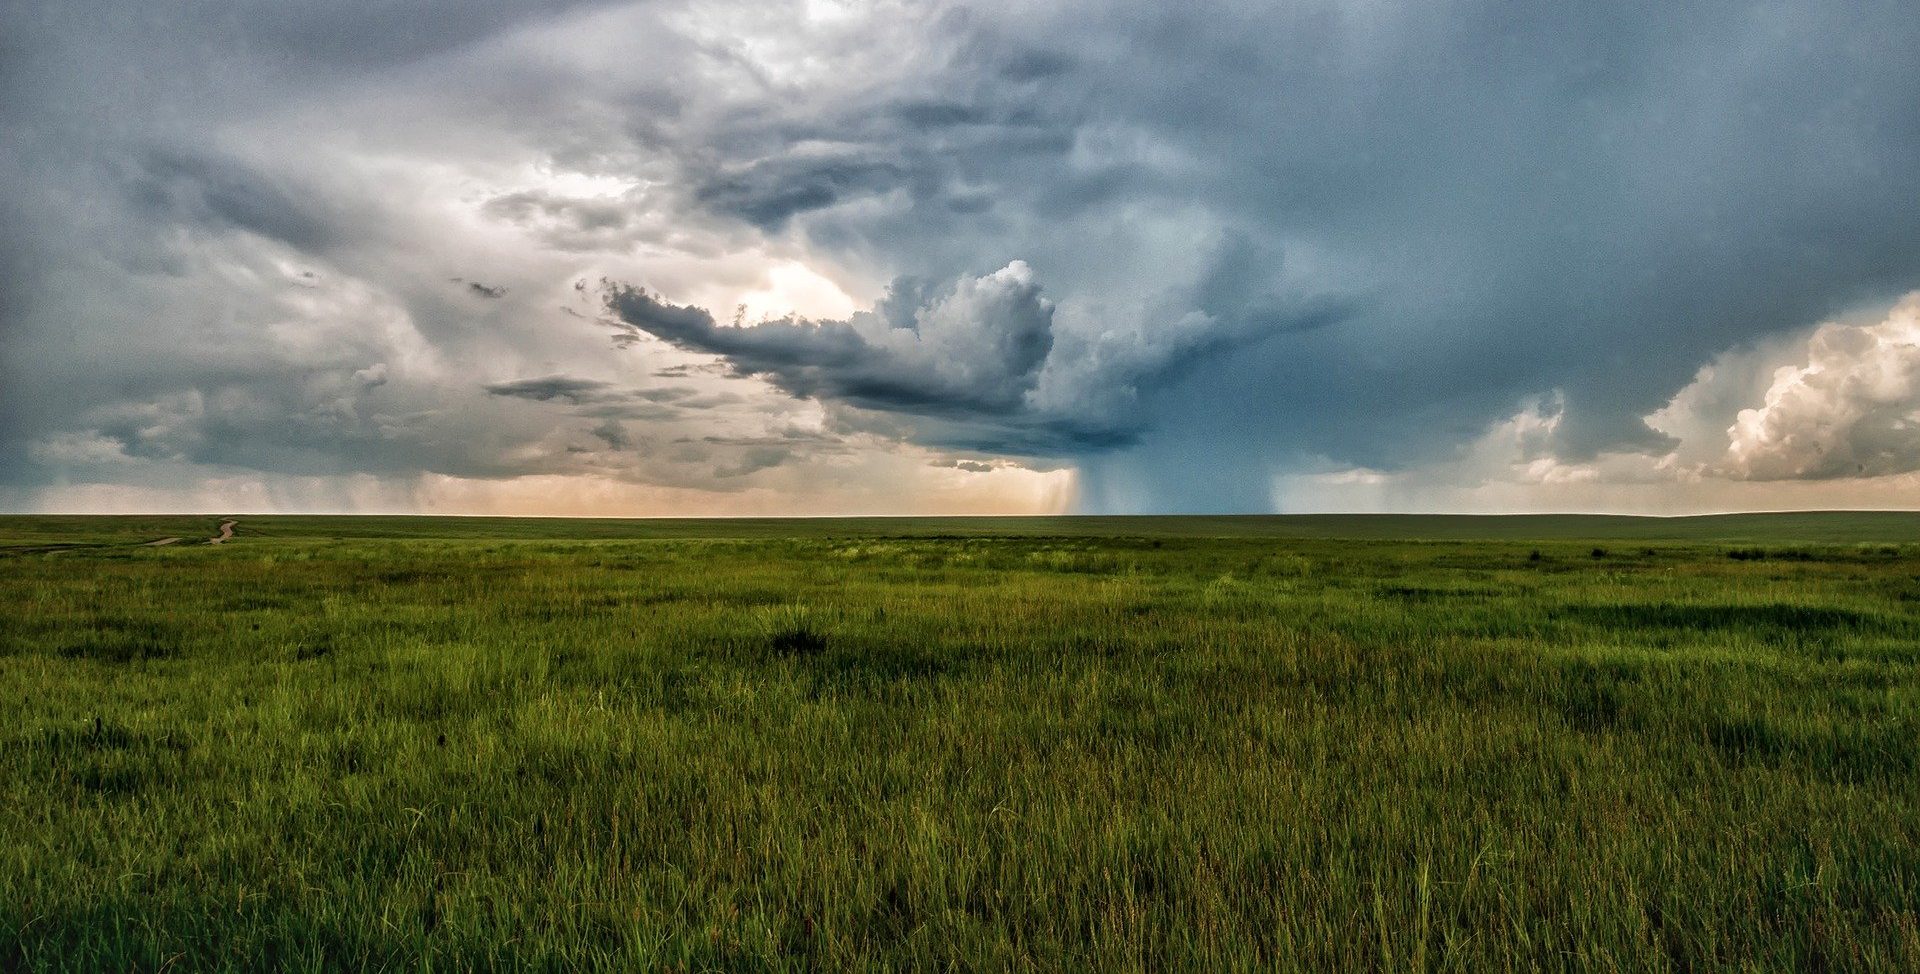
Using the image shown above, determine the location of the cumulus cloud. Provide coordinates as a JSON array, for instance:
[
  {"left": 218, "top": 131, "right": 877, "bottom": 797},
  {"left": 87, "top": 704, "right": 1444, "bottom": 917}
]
[
  {"left": 6, "top": 0, "right": 1920, "bottom": 514},
  {"left": 607, "top": 252, "right": 1351, "bottom": 453},
  {"left": 1719, "top": 295, "right": 1920, "bottom": 480},
  {"left": 607, "top": 262, "right": 1064, "bottom": 435},
  {"left": 1267, "top": 292, "right": 1920, "bottom": 512}
]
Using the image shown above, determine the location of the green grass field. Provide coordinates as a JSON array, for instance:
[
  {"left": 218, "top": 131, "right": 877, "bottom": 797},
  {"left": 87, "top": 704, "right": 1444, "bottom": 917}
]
[{"left": 4, "top": 514, "right": 1918, "bottom": 970}]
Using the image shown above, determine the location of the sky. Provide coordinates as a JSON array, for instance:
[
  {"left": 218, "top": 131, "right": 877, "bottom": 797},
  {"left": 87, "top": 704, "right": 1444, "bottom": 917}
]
[{"left": 4, "top": 0, "right": 1920, "bottom": 516}]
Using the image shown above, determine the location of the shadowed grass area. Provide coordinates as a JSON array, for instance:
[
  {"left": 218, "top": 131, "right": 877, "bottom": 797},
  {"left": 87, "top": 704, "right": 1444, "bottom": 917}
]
[{"left": 2, "top": 515, "right": 1918, "bottom": 970}]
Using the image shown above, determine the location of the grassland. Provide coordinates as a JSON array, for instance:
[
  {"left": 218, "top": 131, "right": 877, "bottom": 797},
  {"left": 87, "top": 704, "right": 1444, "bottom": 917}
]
[{"left": 3, "top": 513, "right": 1918, "bottom": 971}]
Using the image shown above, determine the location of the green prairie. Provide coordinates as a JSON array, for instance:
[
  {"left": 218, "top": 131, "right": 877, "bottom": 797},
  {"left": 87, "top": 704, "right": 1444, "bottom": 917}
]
[{"left": 3, "top": 514, "right": 1918, "bottom": 971}]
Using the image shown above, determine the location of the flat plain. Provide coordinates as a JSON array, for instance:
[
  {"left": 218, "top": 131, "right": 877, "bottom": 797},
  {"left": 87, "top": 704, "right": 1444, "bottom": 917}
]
[{"left": 3, "top": 513, "right": 1918, "bottom": 971}]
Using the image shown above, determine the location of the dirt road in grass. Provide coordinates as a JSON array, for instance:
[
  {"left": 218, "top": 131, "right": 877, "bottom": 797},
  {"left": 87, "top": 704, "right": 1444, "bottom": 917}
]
[{"left": 142, "top": 520, "right": 236, "bottom": 547}]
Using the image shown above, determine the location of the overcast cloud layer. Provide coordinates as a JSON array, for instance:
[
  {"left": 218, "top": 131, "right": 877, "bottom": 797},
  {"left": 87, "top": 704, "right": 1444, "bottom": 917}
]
[{"left": 4, "top": 0, "right": 1920, "bottom": 514}]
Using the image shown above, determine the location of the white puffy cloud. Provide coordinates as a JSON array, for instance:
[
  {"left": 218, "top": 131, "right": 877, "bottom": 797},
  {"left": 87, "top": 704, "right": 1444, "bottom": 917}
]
[
  {"left": 1718, "top": 295, "right": 1920, "bottom": 480},
  {"left": 1273, "top": 293, "right": 1920, "bottom": 512}
]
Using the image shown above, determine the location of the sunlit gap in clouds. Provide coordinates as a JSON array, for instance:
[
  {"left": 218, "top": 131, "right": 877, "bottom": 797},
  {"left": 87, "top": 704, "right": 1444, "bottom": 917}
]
[{"left": 4, "top": 1, "right": 1919, "bottom": 515}]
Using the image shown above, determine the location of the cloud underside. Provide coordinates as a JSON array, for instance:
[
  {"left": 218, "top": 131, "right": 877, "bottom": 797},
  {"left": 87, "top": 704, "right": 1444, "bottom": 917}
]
[
  {"left": 599, "top": 242, "right": 1356, "bottom": 455},
  {"left": 608, "top": 264, "right": 1056, "bottom": 421},
  {"left": 5, "top": 1, "right": 1920, "bottom": 513}
]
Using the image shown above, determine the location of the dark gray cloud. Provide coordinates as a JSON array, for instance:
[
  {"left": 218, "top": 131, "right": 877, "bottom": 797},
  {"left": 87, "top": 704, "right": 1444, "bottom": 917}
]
[
  {"left": 126, "top": 149, "right": 339, "bottom": 253},
  {"left": 4, "top": 0, "right": 1918, "bottom": 513},
  {"left": 483, "top": 191, "right": 638, "bottom": 251},
  {"left": 484, "top": 376, "right": 614, "bottom": 403},
  {"left": 484, "top": 375, "right": 723, "bottom": 424},
  {"left": 589, "top": 419, "right": 633, "bottom": 451},
  {"left": 934, "top": 458, "right": 996, "bottom": 473},
  {"left": 714, "top": 446, "right": 791, "bottom": 478},
  {"left": 648, "top": 0, "right": 1920, "bottom": 507},
  {"left": 608, "top": 261, "right": 1056, "bottom": 418},
  {"left": 695, "top": 155, "right": 910, "bottom": 231},
  {"left": 605, "top": 239, "right": 1356, "bottom": 455}
]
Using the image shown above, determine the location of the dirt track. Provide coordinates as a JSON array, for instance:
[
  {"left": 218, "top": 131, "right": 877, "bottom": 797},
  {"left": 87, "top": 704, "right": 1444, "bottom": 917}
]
[{"left": 141, "top": 519, "right": 236, "bottom": 548}]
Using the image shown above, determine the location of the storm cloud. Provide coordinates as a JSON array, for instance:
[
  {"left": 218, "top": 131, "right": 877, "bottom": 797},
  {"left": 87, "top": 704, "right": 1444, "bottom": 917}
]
[
  {"left": 609, "top": 262, "right": 1056, "bottom": 423},
  {"left": 3, "top": 1, "right": 1919, "bottom": 514},
  {"left": 607, "top": 242, "right": 1355, "bottom": 454},
  {"left": 484, "top": 376, "right": 616, "bottom": 403}
]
